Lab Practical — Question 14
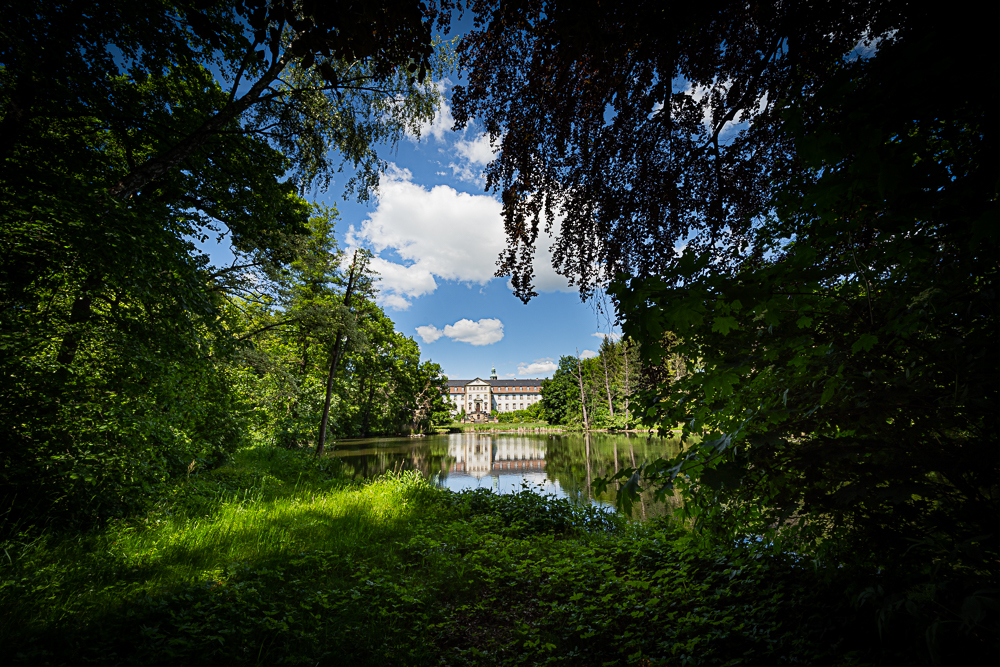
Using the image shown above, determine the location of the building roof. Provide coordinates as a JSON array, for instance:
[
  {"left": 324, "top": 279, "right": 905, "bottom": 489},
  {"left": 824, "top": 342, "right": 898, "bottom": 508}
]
[{"left": 444, "top": 378, "right": 544, "bottom": 389}]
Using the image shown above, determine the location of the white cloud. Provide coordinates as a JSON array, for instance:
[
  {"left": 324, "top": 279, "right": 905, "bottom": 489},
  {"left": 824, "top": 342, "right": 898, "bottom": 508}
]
[
  {"left": 517, "top": 358, "right": 558, "bottom": 377},
  {"left": 592, "top": 332, "right": 622, "bottom": 341},
  {"left": 415, "top": 325, "right": 444, "bottom": 343},
  {"left": 444, "top": 318, "right": 504, "bottom": 346},
  {"left": 411, "top": 79, "right": 455, "bottom": 143},
  {"left": 367, "top": 255, "right": 438, "bottom": 308},
  {"left": 348, "top": 166, "right": 572, "bottom": 309},
  {"left": 416, "top": 318, "right": 504, "bottom": 346},
  {"left": 380, "top": 293, "right": 413, "bottom": 311},
  {"left": 454, "top": 133, "right": 495, "bottom": 166},
  {"left": 580, "top": 349, "right": 599, "bottom": 359},
  {"left": 448, "top": 133, "right": 498, "bottom": 185}
]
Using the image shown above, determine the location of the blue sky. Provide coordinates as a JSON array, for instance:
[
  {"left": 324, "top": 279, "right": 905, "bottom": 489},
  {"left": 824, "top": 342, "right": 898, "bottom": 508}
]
[
  {"left": 315, "top": 81, "right": 621, "bottom": 381},
  {"left": 194, "top": 16, "right": 879, "bottom": 383},
  {"left": 194, "top": 17, "right": 772, "bottom": 381}
]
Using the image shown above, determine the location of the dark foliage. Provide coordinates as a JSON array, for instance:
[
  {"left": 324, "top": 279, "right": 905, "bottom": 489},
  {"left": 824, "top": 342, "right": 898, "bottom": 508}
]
[{"left": 452, "top": 0, "right": 911, "bottom": 300}]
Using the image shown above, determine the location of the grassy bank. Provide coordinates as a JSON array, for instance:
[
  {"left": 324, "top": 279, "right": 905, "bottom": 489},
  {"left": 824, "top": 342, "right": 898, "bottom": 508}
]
[
  {"left": 1, "top": 446, "right": 912, "bottom": 665},
  {"left": 442, "top": 422, "right": 563, "bottom": 432}
]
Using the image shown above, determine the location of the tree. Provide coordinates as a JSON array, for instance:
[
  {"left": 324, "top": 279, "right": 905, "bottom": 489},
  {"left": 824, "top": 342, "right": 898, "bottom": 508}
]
[
  {"left": 571, "top": 351, "right": 591, "bottom": 431},
  {"left": 540, "top": 356, "right": 582, "bottom": 426},
  {"left": 453, "top": 0, "right": 910, "bottom": 300},
  {"left": 316, "top": 249, "right": 371, "bottom": 455},
  {"left": 0, "top": 0, "right": 456, "bottom": 527},
  {"left": 406, "top": 362, "right": 451, "bottom": 433},
  {"left": 460, "top": 3, "right": 998, "bottom": 654}
]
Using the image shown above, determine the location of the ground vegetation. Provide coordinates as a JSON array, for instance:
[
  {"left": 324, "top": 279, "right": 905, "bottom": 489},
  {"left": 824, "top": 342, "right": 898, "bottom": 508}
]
[{"left": 2, "top": 443, "right": 892, "bottom": 666}]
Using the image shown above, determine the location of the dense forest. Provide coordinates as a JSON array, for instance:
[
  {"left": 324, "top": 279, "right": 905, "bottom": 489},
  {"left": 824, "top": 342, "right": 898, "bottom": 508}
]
[
  {"left": 0, "top": 0, "right": 454, "bottom": 529},
  {"left": 1, "top": 1, "right": 997, "bottom": 664}
]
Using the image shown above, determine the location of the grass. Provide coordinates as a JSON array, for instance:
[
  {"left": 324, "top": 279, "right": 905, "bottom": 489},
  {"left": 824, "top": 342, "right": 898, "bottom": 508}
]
[
  {"left": 0, "top": 444, "right": 924, "bottom": 666},
  {"left": 1, "top": 448, "right": 417, "bottom": 632}
]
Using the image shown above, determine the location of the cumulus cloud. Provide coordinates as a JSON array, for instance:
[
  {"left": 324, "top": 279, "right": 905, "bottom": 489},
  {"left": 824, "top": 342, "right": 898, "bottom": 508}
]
[
  {"left": 448, "top": 133, "right": 499, "bottom": 185},
  {"left": 416, "top": 318, "right": 504, "bottom": 346},
  {"left": 444, "top": 318, "right": 504, "bottom": 345},
  {"left": 517, "top": 358, "right": 558, "bottom": 377},
  {"left": 592, "top": 332, "right": 622, "bottom": 341},
  {"left": 580, "top": 349, "right": 599, "bottom": 359},
  {"left": 348, "top": 166, "right": 572, "bottom": 309},
  {"left": 454, "top": 134, "right": 496, "bottom": 165},
  {"left": 415, "top": 325, "right": 444, "bottom": 343}
]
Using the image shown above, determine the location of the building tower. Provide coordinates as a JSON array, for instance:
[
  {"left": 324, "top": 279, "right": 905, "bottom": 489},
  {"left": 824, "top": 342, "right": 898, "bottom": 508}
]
[{"left": 490, "top": 366, "right": 497, "bottom": 380}]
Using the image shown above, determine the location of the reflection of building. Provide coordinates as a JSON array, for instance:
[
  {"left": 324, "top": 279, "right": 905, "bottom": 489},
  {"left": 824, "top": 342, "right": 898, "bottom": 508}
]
[
  {"left": 443, "top": 367, "right": 544, "bottom": 420},
  {"left": 446, "top": 434, "right": 546, "bottom": 479}
]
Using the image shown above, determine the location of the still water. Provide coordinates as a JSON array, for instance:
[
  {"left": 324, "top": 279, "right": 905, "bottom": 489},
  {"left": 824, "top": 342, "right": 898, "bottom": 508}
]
[{"left": 328, "top": 431, "right": 683, "bottom": 518}]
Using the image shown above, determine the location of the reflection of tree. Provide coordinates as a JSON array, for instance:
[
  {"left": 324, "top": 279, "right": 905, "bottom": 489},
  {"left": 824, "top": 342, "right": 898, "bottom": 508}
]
[
  {"left": 330, "top": 438, "right": 448, "bottom": 481},
  {"left": 330, "top": 433, "right": 682, "bottom": 518},
  {"left": 545, "top": 434, "right": 682, "bottom": 515}
]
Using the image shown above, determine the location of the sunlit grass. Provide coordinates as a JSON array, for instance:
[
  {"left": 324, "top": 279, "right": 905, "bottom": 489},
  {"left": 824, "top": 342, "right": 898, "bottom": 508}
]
[
  {"left": 0, "top": 448, "right": 427, "bottom": 642},
  {"left": 112, "top": 476, "right": 416, "bottom": 579}
]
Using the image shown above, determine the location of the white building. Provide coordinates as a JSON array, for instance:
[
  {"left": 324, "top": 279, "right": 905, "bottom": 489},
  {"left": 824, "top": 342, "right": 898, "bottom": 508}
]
[{"left": 442, "top": 367, "right": 544, "bottom": 418}]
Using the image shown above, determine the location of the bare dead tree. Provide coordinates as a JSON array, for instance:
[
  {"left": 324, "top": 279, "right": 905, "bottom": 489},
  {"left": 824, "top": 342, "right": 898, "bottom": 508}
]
[{"left": 572, "top": 349, "right": 590, "bottom": 431}]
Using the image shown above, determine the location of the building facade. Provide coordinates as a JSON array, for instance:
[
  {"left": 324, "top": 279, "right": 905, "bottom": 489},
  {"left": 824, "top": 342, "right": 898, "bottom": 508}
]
[{"left": 443, "top": 367, "right": 544, "bottom": 419}]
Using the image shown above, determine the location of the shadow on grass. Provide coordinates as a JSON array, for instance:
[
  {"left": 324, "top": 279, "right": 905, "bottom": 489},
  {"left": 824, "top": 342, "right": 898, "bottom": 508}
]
[{"left": 1, "top": 466, "right": 444, "bottom": 666}]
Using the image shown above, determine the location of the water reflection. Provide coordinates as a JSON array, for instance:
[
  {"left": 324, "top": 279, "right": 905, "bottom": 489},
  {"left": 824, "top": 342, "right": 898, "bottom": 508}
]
[{"left": 329, "top": 432, "right": 683, "bottom": 519}]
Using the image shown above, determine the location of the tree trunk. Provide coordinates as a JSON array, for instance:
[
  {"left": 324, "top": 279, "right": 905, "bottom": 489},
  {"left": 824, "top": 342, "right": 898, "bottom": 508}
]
[
  {"left": 362, "top": 377, "right": 377, "bottom": 438},
  {"left": 602, "top": 349, "right": 614, "bottom": 418},
  {"left": 315, "top": 250, "right": 360, "bottom": 456},
  {"left": 623, "top": 340, "right": 631, "bottom": 423},
  {"left": 56, "top": 273, "right": 101, "bottom": 372},
  {"left": 574, "top": 351, "right": 590, "bottom": 431}
]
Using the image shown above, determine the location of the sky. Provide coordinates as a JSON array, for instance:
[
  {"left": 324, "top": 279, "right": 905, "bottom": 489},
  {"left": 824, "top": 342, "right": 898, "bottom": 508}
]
[
  {"left": 192, "top": 15, "right": 882, "bottom": 383},
  {"left": 319, "top": 84, "right": 622, "bottom": 381}
]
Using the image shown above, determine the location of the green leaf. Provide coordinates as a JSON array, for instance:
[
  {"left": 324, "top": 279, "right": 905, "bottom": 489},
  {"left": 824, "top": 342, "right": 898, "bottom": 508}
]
[
  {"left": 712, "top": 316, "right": 739, "bottom": 335},
  {"left": 851, "top": 333, "right": 878, "bottom": 353}
]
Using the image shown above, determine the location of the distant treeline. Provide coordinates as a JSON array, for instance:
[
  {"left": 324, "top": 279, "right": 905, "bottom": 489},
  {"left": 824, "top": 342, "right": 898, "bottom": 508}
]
[{"left": 534, "top": 336, "right": 685, "bottom": 430}]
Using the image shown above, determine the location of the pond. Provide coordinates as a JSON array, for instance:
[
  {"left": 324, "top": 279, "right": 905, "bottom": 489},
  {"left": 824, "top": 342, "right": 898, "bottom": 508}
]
[{"left": 328, "top": 431, "right": 683, "bottom": 519}]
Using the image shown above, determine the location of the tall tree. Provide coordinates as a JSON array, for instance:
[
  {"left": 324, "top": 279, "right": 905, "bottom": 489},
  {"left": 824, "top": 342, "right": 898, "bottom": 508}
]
[
  {"left": 316, "top": 249, "right": 370, "bottom": 456},
  {"left": 599, "top": 337, "right": 616, "bottom": 419},
  {"left": 0, "top": 0, "right": 455, "bottom": 527}
]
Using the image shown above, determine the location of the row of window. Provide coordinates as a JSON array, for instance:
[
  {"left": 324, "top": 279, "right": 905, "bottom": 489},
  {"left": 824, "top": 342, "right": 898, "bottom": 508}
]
[{"left": 447, "top": 386, "right": 539, "bottom": 393}]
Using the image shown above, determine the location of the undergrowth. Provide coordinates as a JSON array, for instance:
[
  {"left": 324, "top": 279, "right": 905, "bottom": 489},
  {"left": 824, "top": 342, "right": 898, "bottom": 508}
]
[{"left": 0, "top": 445, "right": 926, "bottom": 665}]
